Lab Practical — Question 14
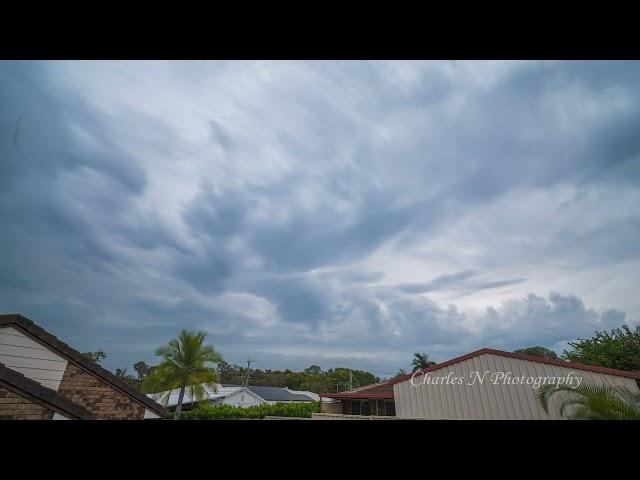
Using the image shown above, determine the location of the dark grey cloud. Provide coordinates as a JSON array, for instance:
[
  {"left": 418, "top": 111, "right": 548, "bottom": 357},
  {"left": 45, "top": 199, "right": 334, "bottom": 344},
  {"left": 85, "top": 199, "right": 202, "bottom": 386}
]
[
  {"left": 396, "top": 270, "right": 525, "bottom": 297},
  {"left": 1, "top": 60, "right": 639, "bottom": 377}
]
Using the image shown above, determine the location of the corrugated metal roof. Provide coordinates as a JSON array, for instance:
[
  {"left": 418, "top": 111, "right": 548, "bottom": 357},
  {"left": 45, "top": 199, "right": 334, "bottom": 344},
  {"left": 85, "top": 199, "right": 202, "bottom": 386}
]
[
  {"left": 246, "top": 385, "right": 315, "bottom": 402},
  {"left": 148, "top": 384, "right": 242, "bottom": 407}
]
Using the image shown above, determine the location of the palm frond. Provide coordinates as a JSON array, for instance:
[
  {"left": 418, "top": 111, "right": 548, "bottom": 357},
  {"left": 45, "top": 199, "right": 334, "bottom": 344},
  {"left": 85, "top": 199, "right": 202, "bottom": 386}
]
[{"left": 538, "top": 383, "right": 640, "bottom": 420}]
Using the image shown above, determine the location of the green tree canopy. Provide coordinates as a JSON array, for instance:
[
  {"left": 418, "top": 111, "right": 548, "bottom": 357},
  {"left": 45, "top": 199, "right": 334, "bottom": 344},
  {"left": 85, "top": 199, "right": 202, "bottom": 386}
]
[
  {"left": 133, "top": 361, "right": 150, "bottom": 380},
  {"left": 214, "top": 362, "right": 380, "bottom": 394},
  {"left": 513, "top": 346, "right": 559, "bottom": 359},
  {"left": 563, "top": 324, "right": 640, "bottom": 372},
  {"left": 82, "top": 349, "right": 107, "bottom": 364},
  {"left": 303, "top": 365, "right": 323, "bottom": 376},
  {"left": 115, "top": 367, "right": 138, "bottom": 386},
  {"left": 395, "top": 368, "right": 408, "bottom": 379}
]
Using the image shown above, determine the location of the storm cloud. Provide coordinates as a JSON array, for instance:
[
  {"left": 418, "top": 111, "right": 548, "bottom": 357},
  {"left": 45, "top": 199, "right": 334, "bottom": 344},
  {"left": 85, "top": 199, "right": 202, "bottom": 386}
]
[{"left": 1, "top": 60, "right": 639, "bottom": 377}]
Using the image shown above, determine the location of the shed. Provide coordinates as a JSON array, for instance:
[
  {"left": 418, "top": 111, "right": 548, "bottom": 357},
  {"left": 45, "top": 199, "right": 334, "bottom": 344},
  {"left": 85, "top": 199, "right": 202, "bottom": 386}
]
[{"left": 390, "top": 348, "right": 640, "bottom": 419}]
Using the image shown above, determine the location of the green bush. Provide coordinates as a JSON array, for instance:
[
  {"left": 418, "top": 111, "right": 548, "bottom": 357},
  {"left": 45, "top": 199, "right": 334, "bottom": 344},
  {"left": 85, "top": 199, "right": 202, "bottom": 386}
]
[{"left": 178, "top": 401, "right": 320, "bottom": 420}]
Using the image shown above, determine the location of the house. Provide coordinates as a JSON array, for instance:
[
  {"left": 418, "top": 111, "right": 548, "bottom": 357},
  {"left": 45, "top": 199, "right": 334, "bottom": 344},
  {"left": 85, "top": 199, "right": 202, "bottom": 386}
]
[
  {"left": 0, "top": 314, "right": 166, "bottom": 420},
  {"left": 152, "top": 384, "right": 244, "bottom": 410},
  {"left": 150, "top": 384, "right": 318, "bottom": 410},
  {"left": 319, "top": 347, "right": 640, "bottom": 420},
  {"left": 0, "top": 362, "right": 94, "bottom": 420},
  {"left": 389, "top": 348, "right": 640, "bottom": 420},
  {"left": 319, "top": 380, "right": 396, "bottom": 416},
  {"left": 226, "top": 385, "right": 318, "bottom": 407}
]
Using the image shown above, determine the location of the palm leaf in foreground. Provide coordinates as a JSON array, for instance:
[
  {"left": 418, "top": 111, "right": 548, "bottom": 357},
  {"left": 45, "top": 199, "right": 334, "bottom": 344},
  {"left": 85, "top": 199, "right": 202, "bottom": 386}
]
[{"left": 538, "top": 382, "right": 640, "bottom": 420}]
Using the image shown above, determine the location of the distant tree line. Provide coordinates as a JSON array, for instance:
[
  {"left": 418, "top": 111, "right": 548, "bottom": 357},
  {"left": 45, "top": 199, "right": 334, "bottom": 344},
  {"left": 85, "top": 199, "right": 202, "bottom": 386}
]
[{"left": 216, "top": 362, "right": 379, "bottom": 394}]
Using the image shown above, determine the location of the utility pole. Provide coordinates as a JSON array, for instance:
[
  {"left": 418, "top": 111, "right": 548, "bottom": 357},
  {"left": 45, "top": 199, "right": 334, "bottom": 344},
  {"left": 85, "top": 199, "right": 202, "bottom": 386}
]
[
  {"left": 243, "top": 358, "right": 254, "bottom": 387},
  {"left": 349, "top": 370, "right": 353, "bottom": 391}
]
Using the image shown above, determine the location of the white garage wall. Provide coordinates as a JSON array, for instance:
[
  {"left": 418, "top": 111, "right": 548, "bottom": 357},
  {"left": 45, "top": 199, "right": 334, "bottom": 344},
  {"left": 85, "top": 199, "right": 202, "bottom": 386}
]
[
  {"left": 222, "top": 388, "right": 264, "bottom": 407},
  {"left": 393, "top": 353, "right": 640, "bottom": 420},
  {"left": 0, "top": 326, "right": 68, "bottom": 391}
]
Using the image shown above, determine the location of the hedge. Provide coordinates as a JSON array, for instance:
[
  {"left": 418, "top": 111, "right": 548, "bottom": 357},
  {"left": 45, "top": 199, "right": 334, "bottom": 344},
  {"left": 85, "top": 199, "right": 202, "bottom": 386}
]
[{"left": 176, "top": 401, "right": 320, "bottom": 420}]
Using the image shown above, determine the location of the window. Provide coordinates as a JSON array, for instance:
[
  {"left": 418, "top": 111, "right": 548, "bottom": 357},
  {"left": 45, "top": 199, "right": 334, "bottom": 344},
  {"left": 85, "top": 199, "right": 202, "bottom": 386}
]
[
  {"left": 351, "top": 400, "right": 361, "bottom": 415},
  {"left": 385, "top": 401, "right": 396, "bottom": 416}
]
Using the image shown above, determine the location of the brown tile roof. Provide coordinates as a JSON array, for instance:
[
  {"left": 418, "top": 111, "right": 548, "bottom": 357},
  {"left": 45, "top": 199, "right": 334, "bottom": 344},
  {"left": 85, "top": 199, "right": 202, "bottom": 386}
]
[
  {"left": 0, "top": 362, "right": 95, "bottom": 419},
  {"left": 321, "top": 380, "right": 395, "bottom": 400},
  {"left": 0, "top": 314, "right": 166, "bottom": 416}
]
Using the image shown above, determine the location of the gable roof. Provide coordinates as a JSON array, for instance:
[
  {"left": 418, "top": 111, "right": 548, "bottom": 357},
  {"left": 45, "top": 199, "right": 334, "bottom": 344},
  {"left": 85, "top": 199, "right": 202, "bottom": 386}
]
[
  {"left": 389, "top": 347, "right": 640, "bottom": 385},
  {"left": 148, "top": 384, "right": 243, "bottom": 407},
  {"left": 0, "top": 362, "right": 94, "bottom": 419},
  {"left": 320, "top": 380, "right": 395, "bottom": 400},
  {"left": 0, "top": 314, "right": 166, "bottom": 416},
  {"left": 246, "top": 385, "right": 315, "bottom": 402}
]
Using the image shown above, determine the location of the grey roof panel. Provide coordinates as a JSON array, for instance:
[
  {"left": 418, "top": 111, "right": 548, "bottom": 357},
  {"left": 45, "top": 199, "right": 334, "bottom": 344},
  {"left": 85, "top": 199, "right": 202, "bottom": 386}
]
[{"left": 246, "top": 386, "right": 314, "bottom": 402}]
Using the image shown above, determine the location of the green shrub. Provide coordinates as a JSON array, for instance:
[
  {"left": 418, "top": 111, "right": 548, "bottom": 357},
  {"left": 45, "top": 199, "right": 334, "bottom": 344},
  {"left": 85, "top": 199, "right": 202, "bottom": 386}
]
[{"left": 178, "top": 401, "right": 320, "bottom": 420}]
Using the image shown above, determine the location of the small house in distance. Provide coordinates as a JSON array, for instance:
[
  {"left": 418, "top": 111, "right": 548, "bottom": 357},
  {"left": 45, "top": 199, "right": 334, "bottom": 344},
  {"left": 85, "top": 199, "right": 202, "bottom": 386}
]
[
  {"left": 320, "top": 380, "right": 396, "bottom": 416},
  {"left": 150, "top": 384, "right": 318, "bottom": 411}
]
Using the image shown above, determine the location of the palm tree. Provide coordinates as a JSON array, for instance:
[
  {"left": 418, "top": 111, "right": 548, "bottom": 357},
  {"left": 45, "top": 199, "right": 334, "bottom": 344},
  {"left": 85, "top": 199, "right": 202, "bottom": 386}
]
[
  {"left": 411, "top": 352, "right": 436, "bottom": 372},
  {"left": 396, "top": 368, "right": 408, "bottom": 378},
  {"left": 142, "top": 330, "right": 224, "bottom": 420},
  {"left": 538, "top": 383, "right": 640, "bottom": 420},
  {"left": 133, "top": 361, "right": 150, "bottom": 380}
]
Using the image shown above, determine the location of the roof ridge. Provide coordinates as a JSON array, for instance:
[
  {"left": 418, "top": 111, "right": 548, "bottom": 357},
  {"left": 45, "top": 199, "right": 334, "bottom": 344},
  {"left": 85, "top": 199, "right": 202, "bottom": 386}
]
[
  {"left": 0, "top": 313, "right": 166, "bottom": 415},
  {"left": 0, "top": 362, "right": 95, "bottom": 419},
  {"left": 390, "top": 347, "right": 640, "bottom": 385}
]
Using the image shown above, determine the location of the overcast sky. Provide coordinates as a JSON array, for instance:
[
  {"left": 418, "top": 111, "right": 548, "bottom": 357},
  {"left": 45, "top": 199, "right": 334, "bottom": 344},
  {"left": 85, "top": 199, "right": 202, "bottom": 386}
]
[{"left": 1, "top": 60, "right": 639, "bottom": 378}]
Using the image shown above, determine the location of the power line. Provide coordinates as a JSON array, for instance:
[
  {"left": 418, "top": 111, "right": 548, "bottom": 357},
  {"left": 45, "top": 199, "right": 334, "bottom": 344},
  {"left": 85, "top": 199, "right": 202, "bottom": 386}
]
[{"left": 241, "top": 357, "right": 254, "bottom": 387}]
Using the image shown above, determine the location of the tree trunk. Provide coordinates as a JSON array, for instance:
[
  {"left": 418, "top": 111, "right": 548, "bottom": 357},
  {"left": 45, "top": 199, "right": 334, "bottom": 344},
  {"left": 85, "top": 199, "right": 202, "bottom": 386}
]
[{"left": 174, "top": 386, "right": 186, "bottom": 420}]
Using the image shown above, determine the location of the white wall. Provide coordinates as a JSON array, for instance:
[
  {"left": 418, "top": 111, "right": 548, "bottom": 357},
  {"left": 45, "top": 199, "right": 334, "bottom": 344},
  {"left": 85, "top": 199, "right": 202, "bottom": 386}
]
[
  {"left": 144, "top": 409, "right": 161, "bottom": 419},
  {"left": 394, "top": 352, "right": 640, "bottom": 420},
  {"left": 0, "top": 326, "right": 68, "bottom": 391},
  {"left": 222, "top": 388, "right": 264, "bottom": 407}
]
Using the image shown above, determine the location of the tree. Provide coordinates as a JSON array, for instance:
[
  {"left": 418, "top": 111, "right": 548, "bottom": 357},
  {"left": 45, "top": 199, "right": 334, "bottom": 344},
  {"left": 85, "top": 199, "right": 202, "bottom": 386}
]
[
  {"left": 142, "top": 330, "right": 224, "bottom": 420},
  {"left": 82, "top": 349, "right": 107, "bottom": 364},
  {"left": 538, "top": 383, "right": 640, "bottom": 420},
  {"left": 216, "top": 361, "right": 244, "bottom": 384},
  {"left": 395, "top": 368, "right": 408, "bottom": 378},
  {"left": 115, "top": 367, "right": 138, "bottom": 386},
  {"left": 513, "top": 346, "right": 558, "bottom": 359},
  {"left": 133, "top": 361, "right": 150, "bottom": 380},
  {"left": 411, "top": 352, "right": 437, "bottom": 372},
  {"left": 303, "top": 365, "right": 323, "bottom": 376},
  {"left": 563, "top": 324, "right": 640, "bottom": 372}
]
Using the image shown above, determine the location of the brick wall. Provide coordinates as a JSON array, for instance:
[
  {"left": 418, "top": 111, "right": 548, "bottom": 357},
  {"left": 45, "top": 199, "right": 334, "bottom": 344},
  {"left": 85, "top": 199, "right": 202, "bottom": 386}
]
[
  {"left": 320, "top": 400, "right": 343, "bottom": 414},
  {"left": 0, "top": 386, "right": 54, "bottom": 420},
  {"left": 58, "top": 363, "right": 145, "bottom": 419}
]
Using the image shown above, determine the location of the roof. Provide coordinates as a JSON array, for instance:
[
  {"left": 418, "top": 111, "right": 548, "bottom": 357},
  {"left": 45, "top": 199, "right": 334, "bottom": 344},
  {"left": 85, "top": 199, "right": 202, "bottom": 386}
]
[
  {"left": 0, "top": 314, "right": 166, "bottom": 416},
  {"left": 320, "top": 380, "right": 395, "bottom": 400},
  {"left": 390, "top": 347, "right": 640, "bottom": 385},
  {"left": 148, "top": 384, "right": 243, "bottom": 407},
  {"left": 0, "top": 362, "right": 94, "bottom": 419},
  {"left": 246, "top": 385, "right": 316, "bottom": 402}
]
